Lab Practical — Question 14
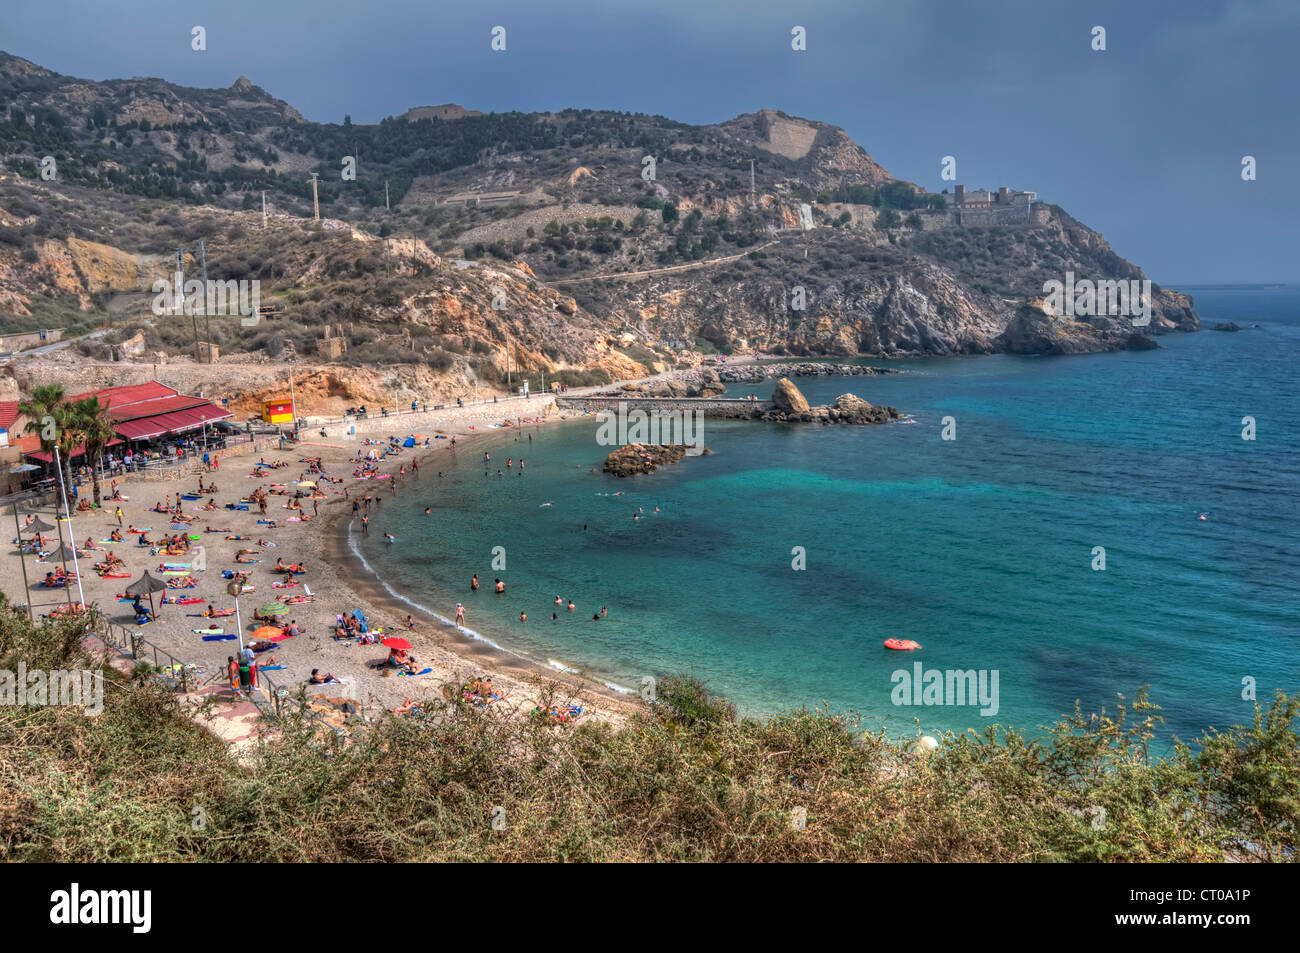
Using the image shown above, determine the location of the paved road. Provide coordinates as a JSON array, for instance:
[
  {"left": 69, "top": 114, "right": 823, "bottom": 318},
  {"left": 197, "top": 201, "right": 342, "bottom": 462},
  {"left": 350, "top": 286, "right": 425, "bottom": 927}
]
[
  {"left": 545, "top": 239, "right": 783, "bottom": 286},
  {"left": 7, "top": 327, "right": 110, "bottom": 359}
]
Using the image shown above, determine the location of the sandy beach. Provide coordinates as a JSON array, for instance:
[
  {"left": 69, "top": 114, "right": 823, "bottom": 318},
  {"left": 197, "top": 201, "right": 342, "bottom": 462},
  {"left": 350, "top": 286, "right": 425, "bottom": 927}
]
[{"left": 2, "top": 408, "right": 645, "bottom": 727}]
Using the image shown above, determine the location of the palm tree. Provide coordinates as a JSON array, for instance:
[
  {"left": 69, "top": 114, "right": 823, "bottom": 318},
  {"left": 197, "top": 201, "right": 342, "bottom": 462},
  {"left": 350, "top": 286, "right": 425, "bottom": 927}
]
[
  {"left": 19, "top": 384, "right": 71, "bottom": 489},
  {"left": 69, "top": 397, "right": 115, "bottom": 505}
]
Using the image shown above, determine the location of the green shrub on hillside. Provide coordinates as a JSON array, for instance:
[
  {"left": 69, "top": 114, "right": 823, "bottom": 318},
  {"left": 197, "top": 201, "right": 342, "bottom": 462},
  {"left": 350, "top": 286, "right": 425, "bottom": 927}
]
[{"left": 0, "top": 602, "right": 1296, "bottom": 862}]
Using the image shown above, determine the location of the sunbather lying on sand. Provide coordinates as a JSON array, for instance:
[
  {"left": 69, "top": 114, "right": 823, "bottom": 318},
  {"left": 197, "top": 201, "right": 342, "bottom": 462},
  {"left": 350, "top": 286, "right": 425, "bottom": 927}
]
[{"left": 309, "top": 669, "right": 339, "bottom": 684}]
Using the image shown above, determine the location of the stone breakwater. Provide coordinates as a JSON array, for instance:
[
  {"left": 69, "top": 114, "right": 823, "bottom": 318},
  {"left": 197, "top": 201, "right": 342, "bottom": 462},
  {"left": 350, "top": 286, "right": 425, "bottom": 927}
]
[{"left": 711, "top": 362, "right": 900, "bottom": 384}]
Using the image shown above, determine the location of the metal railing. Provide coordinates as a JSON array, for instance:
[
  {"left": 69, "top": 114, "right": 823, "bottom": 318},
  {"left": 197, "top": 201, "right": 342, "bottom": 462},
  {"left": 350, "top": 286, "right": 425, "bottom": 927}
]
[{"left": 95, "top": 619, "right": 195, "bottom": 693}]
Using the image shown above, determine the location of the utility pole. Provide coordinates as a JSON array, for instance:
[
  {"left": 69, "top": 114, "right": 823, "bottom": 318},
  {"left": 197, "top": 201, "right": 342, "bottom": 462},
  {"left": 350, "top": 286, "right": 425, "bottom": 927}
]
[
  {"left": 385, "top": 178, "right": 390, "bottom": 211},
  {"left": 179, "top": 247, "right": 201, "bottom": 362},
  {"left": 750, "top": 159, "right": 756, "bottom": 209},
  {"left": 197, "top": 239, "right": 210, "bottom": 361},
  {"left": 288, "top": 363, "right": 297, "bottom": 433},
  {"left": 261, "top": 190, "right": 268, "bottom": 228},
  {"left": 309, "top": 173, "right": 320, "bottom": 221},
  {"left": 505, "top": 331, "right": 511, "bottom": 388}
]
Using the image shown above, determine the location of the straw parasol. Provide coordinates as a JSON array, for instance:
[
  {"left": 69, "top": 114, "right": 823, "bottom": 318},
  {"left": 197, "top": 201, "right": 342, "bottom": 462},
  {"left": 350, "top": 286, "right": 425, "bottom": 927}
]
[{"left": 125, "top": 570, "right": 167, "bottom": 614}]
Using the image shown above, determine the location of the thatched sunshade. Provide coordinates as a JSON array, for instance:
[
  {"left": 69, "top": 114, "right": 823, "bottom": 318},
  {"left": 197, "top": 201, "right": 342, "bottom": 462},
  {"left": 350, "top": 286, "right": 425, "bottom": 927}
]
[{"left": 125, "top": 570, "right": 167, "bottom": 614}]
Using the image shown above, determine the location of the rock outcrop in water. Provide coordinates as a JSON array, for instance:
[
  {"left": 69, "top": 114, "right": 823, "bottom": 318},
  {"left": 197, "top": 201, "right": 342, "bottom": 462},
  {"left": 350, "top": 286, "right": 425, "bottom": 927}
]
[
  {"left": 996, "top": 299, "right": 1159, "bottom": 355},
  {"left": 603, "top": 443, "right": 708, "bottom": 477},
  {"left": 772, "top": 378, "right": 811, "bottom": 413},
  {"left": 761, "top": 378, "right": 900, "bottom": 425}
]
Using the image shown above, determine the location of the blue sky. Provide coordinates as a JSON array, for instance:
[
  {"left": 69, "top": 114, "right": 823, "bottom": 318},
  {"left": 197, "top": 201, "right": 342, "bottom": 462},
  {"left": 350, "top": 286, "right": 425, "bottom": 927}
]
[{"left": 3, "top": 0, "right": 1297, "bottom": 283}]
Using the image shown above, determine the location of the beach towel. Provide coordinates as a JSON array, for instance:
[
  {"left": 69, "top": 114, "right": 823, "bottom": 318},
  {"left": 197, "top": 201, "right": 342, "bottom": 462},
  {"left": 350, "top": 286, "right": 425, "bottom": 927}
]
[
  {"left": 398, "top": 668, "right": 433, "bottom": 677},
  {"left": 175, "top": 597, "right": 204, "bottom": 605},
  {"left": 267, "top": 633, "right": 295, "bottom": 642},
  {"left": 270, "top": 582, "right": 299, "bottom": 589},
  {"left": 259, "top": 665, "right": 285, "bottom": 671},
  {"left": 181, "top": 495, "right": 200, "bottom": 500},
  {"left": 99, "top": 572, "right": 130, "bottom": 579},
  {"left": 202, "top": 634, "right": 237, "bottom": 641},
  {"left": 193, "top": 627, "right": 225, "bottom": 634},
  {"left": 226, "top": 504, "right": 250, "bottom": 511}
]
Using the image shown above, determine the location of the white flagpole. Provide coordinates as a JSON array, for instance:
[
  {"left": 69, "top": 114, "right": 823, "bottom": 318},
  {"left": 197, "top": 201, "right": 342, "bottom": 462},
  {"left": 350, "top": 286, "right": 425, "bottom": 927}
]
[{"left": 52, "top": 447, "right": 86, "bottom": 609}]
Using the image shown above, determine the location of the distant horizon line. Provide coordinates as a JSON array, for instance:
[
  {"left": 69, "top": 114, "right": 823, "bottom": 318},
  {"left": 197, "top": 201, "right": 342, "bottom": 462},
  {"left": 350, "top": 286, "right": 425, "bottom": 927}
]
[{"left": 1168, "top": 282, "right": 1294, "bottom": 288}]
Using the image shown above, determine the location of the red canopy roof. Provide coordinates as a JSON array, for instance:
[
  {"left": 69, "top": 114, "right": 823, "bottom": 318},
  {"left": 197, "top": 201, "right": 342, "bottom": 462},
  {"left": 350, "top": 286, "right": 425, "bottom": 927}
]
[
  {"left": 68, "top": 381, "right": 178, "bottom": 410},
  {"left": 108, "top": 394, "right": 208, "bottom": 422},
  {"left": 27, "top": 438, "right": 123, "bottom": 463},
  {"left": 0, "top": 401, "right": 20, "bottom": 433},
  {"left": 153, "top": 404, "right": 231, "bottom": 433},
  {"left": 22, "top": 380, "right": 230, "bottom": 452}
]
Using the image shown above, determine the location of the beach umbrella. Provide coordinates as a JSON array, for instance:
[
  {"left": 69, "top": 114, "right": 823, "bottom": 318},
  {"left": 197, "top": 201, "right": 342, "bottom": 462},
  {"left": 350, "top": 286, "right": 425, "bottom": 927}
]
[
  {"left": 381, "top": 636, "right": 411, "bottom": 651},
  {"left": 260, "top": 601, "right": 288, "bottom": 615},
  {"left": 249, "top": 624, "right": 282, "bottom": 641},
  {"left": 27, "top": 516, "right": 56, "bottom": 532},
  {"left": 40, "top": 543, "right": 75, "bottom": 563},
  {"left": 125, "top": 569, "right": 166, "bottom": 614}
]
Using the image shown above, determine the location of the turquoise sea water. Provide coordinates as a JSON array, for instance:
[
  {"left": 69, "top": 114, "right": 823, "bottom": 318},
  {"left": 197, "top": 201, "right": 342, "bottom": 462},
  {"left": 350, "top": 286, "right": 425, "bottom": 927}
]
[{"left": 355, "top": 286, "right": 1299, "bottom": 743}]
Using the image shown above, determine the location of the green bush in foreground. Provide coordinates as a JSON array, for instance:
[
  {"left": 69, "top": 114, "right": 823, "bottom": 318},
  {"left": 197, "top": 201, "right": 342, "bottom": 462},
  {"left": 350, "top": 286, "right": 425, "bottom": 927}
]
[{"left": 0, "top": 606, "right": 1296, "bottom": 862}]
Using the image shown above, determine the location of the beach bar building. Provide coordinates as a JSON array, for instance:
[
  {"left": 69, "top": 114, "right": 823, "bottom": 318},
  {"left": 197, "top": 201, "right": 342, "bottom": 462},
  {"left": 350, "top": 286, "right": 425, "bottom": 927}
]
[{"left": 21, "top": 381, "right": 232, "bottom": 471}]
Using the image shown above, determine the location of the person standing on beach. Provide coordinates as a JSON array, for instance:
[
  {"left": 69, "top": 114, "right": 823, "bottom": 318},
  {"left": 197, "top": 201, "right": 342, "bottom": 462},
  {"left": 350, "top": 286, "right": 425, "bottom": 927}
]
[
  {"left": 115, "top": 506, "right": 123, "bottom": 527},
  {"left": 228, "top": 656, "right": 240, "bottom": 695},
  {"left": 361, "top": 515, "right": 369, "bottom": 534},
  {"left": 455, "top": 603, "right": 465, "bottom": 626}
]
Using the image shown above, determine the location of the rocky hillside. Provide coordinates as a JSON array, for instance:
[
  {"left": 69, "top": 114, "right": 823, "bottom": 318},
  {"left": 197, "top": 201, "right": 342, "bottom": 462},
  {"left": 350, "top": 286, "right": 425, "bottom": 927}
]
[{"left": 0, "top": 50, "right": 1200, "bottom": 407}]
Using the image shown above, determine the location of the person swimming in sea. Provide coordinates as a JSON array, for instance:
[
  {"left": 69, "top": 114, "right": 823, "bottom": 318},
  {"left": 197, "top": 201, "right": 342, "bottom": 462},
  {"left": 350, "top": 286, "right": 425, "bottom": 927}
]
[
  {"left": 384, "top": 532, "right": 394, "bottom": 542},
  {"left": 425, "top": 507, "right": 431, "bottom": 515},
  {"left": 471, "top": 574, "right": 479, "bottom": 591},
  {"left": 495, "top": 578, "right": 505, "bottom": 594}
]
